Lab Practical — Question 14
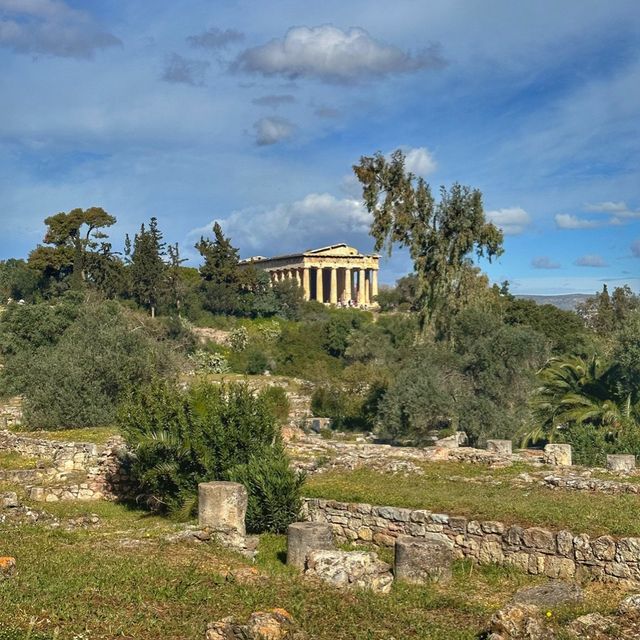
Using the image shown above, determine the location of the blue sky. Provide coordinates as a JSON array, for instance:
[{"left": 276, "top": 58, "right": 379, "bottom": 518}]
[{"left": 0, "top": 0, "right": 639, "bottom": 294}]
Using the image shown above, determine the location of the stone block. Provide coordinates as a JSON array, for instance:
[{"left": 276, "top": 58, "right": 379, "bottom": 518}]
[
  {"left": 543, "top": 443, "right": 572, "bottom": 466},
  {"left": 394, "top": 533, "right": 454, "bottom": 584},
  {"left": 606, "top": 454, "right": 636, "bottom": 472},
  {"left": 522, "top": 527, "right": 556, "bottom": 553},
  {"left": 486, "top": 440, "right": 513, "bottom": 456},
  {"left": 305, "top": 550, "right": 393, "bottom": 593},
  {"left": 198, "top": 481, "right": 247, "bottom": 538}
]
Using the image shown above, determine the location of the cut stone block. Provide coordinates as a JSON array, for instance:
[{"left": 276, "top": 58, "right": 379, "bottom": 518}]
[
  {"left": 287, "top": 522, "right": 334, "bottom": 570},
  {"left": 198, "top": 481, "right": 247, "bottom": 539},
  {"left": 394, "top": 533, "right": 454, "bottom": 584},
  {"left": 606, "top": 454, "right": 636, "bottom": 473},
  {"left": 486, "top": 440, "right": 513, "bottom": 456},
  {"left": 543, "top": 444, "right": 572, "bottom": 466}
]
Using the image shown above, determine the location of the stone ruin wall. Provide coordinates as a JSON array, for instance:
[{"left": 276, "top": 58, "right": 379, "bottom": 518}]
[
  {"left": 304, "top": 498, "right": 640, "bottom": 586},
  {"left": 0, "top": 430, "right": 131, "bottom": 502}
]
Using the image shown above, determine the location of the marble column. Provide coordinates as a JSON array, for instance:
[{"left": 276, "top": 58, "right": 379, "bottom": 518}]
[
  {"left": 371, "top": 269, "right": 379, "bottom": 300},
  {"left": 302, "top": 267, "right": 310, "bottom": 301},
  {"left": 344, "top": 267, "right": 352, "bottom": 303},
  {"left": 364, "top": 270, "right": 370, "bottom": 305},
  {"left": 357, "top": 268, "right": 366, "bottom": 305},
  {"left": 315, "top": 267, "right": 324, "bottom": 303},
  {"left": 330, "top": 267, "right": 338, "bottom": 305}
]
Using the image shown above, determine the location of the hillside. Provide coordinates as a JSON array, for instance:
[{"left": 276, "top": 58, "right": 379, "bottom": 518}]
[{"left": 515, "top": 293, "right": 592, "bottom": 311}]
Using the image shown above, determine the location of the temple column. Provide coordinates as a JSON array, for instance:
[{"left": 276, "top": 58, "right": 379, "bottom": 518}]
[
  {"left": 371, "top": 269, "right": 379, "bottom": 300},
  {"left": 302, "top": 267, "right": 310, "bottom": 301},
  {"left": 364, "top": 270, "right": 370, "bottom": 305},
  {"left": 294, "top": 268, "right": 301, "bottom": 287},
  {"left": 344, "top": 268, "right": 352, "bottom": 303},
  {"left": 357, "top": 268, "right": 366, "bottom": 305},
  {"left": 315, "top": 267, "right": 324, "bottom": 303},
  {"left": 329, "top": 267, "right": 338, "bottom": 305}
]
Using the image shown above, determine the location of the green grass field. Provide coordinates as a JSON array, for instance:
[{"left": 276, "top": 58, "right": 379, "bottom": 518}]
[
  {"left": 0, "top": 499, "right": 626, "bottom": 640},
  {"left": 305, "top": 463, "right": 640, "bottom": 537}
]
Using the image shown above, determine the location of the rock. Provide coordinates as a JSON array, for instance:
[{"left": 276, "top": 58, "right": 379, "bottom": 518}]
[
  {"left": 606, "top": 454, "right": 635, "bottom": 473},
  {"left": 0, "top": 556, "right": 16, "bottom": 578},
  {"left": 394, "top": 533, "right": 454, "bottom": 584},
  {"left": 487, "top": 440, "right": 513, "bottom": 456},
  {"left": 522, "top": 527, "right": 556, "bottom": 553},
  {"left": 0, "top": 492, "right": 19, "bottom": 508},
  {"left": 566, "top": 613, "right": 618, "bottom": 639},
  {"left": 305, "top": 550, "right": 393, "bottom": 593},
  {"left": 512, "top": 581, "right": 584, "bottom": 608},
  {"left": 618, "top": 594, "right": 640, "bottom": 617},
  {"left": 488, "top": 603, "right": 553, "bottom": 639},
  {"left": 206, "top": 608, "right": 307, "bottom": 639},
  {"left": 543, "top": 444, "right": 572, "bottom": 467},
  {"left": 286, "top": 522, "right": 334, "bottom": 570}
]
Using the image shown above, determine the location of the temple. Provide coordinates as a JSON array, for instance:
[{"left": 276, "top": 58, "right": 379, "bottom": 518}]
[{"left": 239, "top": 244, "right": 380, "bottom": 306}]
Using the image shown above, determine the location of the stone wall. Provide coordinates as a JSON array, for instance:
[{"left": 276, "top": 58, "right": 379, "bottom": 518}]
[{"left": 303, "top": 498, "right": 640, "bottom": 585}]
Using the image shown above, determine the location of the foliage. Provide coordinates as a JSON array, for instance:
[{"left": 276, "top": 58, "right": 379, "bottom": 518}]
[
  {"left": 228, "top": 450, "right": 305, "bottom": 533},
  {"left": 15, "top": 302, "right": 172, "bottom": 428},
  {"left": 244, "top": 347, "right": 269, "bottom": 374},
  {"left": 354, "top": 150, "right": 503, "bottom": 335},
  {"left": 189, "top": 349, "right": 229, "bottom": 374},
  {"left": 259, "top": 385, "right": 291, "bottom": 424},
  {"left": 126, "top": 217, "right": 167, "bottom": 317},
  {"left": 577, "top": 284, "right": 639, "bottom": 336},
  {"left": 528, "top": 352, "right": 640, "bottom": 462},
  {"left": 229, "top": 326, "right": 249, "bottom": 351},
  {"left": 376, "top": 309, "right": 547, "bottom": 445},
  {"left": 0, "top": 259, "right": 40, "bottom": 302},
  {"left": 119, "top": 381, "right": 303, "bottom": 532},
  {"left": 28, "top": 207, "right": 116, "bottom": 290}
]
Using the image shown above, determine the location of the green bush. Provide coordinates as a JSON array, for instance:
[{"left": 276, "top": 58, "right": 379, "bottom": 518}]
[
  {"left": 10, "top": 301, "right": 171, "bottom": 429},
  {"left": 119, "top": 381, "right": 304, "bottom": 531},
  {"left": 245, "top": 348, "right": 269, "bottom": 374},
  {"left": 259, "top": 385, "right": 290, "bottom": 424},
  {"left": 228, "top": 449, "right": 305, "bottom": 533}
]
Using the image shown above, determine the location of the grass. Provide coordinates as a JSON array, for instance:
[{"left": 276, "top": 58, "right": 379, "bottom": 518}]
[
  {"left": 0, "top": 451, "right": 44, "bottom": 470},
  {"left": 305, "top": 463, "right": 640, "bottom": 537},
  {"left": 1, "top": 498, "right": 626, "bottom": 640}
]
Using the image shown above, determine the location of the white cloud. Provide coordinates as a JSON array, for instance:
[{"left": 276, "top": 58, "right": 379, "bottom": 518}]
[
  {"left": 0, "top": 0, "right": 120, "bottom": 58},
  {"left": 532, "top": 256, "right": 561, "bottom": 269},
  {"left": 486, "top": 207, "right": 531, "bottom": 235},
  {"left": 188, "top": 192, "right": 371, "bottom": 257},
  {"left": 585, "top": 201, "right": 640, "bottom": 219},
  {"left": 574, "top": 254, "right": 608, "bottom": 267},
  {"left": 554, "top": 213, "right": 600, "bottom": 229},
  {"left": 401, "top": 146, "right": 437, "bottom": 176},
  {"left": 253, "top": 117, "right": 295, "bottom": 146},
  {"left": 161, "top": 53, "right": 210, "bottom": 86},
  {"left": 233, "top": 25, "right": 445, "bottom": 83},
  {"left": 632, "top": 239, "right": 640, "bottom": 258}
]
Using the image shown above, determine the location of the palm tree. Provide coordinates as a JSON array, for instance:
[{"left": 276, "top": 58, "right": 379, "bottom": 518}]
[{"left": 524, "top": 354, "right": 637, "bottom": 445}]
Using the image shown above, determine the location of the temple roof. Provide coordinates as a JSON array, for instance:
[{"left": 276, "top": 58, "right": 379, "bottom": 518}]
[{"left": 240, "top": 243, "right": 376, "bottom": 264}]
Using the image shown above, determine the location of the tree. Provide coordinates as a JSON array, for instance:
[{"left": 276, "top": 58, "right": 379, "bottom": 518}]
[
  {"left": 29, "top": 207, "right": 116, "bottom": 289},
  {"left": 353, "top": 150, "right": 503, "bottom": 336},
  {"left": 126, "top": 217, "right": 167, "bottom": 318},
  {"left": 0, "top": 259, "right": 40, "bottom": 302}
]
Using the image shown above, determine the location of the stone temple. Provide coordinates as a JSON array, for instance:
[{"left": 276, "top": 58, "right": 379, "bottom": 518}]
[{"left": 239, "top": 244, "right": 380, "bottom": 306}]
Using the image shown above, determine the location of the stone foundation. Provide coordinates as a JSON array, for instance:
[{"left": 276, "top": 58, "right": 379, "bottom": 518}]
[{"left": 303, "top": 498, "right": 640, "bottom": 586}]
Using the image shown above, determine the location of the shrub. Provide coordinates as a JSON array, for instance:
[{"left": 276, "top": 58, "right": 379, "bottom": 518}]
[
  {"left": 228, "top": 450, "right": 305, "bottom": 533},
  {"left": 119, "top": 381, "right": 304, "bottom": 531},
  {"left": 259, "top": 385, "right": 290, "bottom": 424},
  {"left": 189, "top": 349, "right": 229, "bottom": 374},
  {"left": 245, "top": 348, "right": 269, "bottom": 375},
  {"left": 15, "top": 301, "right": 171, "bottom": 429},
  {"left": 229, "top": 326, "right": 249, "bottom": 351}
]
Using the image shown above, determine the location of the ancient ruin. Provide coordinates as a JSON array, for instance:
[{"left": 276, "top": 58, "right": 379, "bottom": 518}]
[{"left": 239, "top": 244, "right": 380, "bottom": 306}]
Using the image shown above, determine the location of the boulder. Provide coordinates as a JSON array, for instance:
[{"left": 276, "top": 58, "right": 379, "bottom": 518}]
[
  {"left": 543, "top": 444, "right": 572, "bottom": 467},
  {"left": 394, "top": 533, "right": 454, "bottom": 584},
  {"left": 487, "top": 440, "right": 513, "bottom": 456},
  {"left": 206, "top": 609, "right": 307, "bottom": 640},
  {"left": 512, "top": 581, "right": 583, "bottom": 608},
  {"left": 305, "top": 550, "right": 393, "bottom": 593},
  {"left": 488, "top": 603, "right": 553, "bottom": 640},
  {"left": 606, "top": 455, "right": 635, "bottom": 473}
]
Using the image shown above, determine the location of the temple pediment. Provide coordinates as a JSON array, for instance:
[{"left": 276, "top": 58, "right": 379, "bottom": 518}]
[{"left": 305, "top": 243, "right": 360, "bottom": 257}]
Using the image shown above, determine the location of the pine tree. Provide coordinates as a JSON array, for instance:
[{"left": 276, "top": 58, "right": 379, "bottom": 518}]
[{"left": 126, "top": 217, "right": 166, "bottom": 318}]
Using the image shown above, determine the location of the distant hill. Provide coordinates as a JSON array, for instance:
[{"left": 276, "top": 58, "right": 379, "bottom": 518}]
[{"left": 515, "top": 293, "right": 592, "bottom": 311}]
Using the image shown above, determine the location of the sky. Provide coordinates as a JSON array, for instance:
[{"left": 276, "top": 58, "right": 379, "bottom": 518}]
[{"left": 0, "top": 0, "right": 639, "bottom": 295}]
